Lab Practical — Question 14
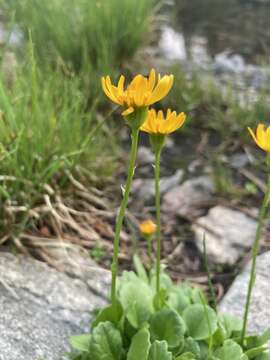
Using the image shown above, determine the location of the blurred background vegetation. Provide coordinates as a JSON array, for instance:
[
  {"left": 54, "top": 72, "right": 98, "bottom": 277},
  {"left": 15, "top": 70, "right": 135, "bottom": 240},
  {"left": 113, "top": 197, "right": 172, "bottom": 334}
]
[{"left": 0, "top": 0, "right": 270, "bottom": 272}]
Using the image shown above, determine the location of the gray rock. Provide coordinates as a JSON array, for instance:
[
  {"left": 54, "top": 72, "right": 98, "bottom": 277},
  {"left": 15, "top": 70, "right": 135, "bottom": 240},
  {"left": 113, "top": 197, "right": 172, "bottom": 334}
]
[
  {"left": 214, "top": 51, "right": 246, "bottom": 74},
  {"left": 193, "top": 206, "right": 257, "bottom": 265},
  {"left": 0, "top": 252, "right": 110, "bottom": 360},
  {"left": 136, "top": 146, "right": 155, "bottom": 166},
  {"left": 132, "top": 169, "right": 184, "bottom": 202},
  {"left": 162, "top": 176, "right": 215, "bottom": 219},
  {"left": 230, "top": 153, "right": 249, "bottom": 169},
  {"left": 220, "top": 251, "right": 270, "bottom": 334}
]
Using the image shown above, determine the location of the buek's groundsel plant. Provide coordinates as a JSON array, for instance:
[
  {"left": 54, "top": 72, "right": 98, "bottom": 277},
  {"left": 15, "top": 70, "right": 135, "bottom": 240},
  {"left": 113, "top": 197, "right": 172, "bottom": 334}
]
[{"left": 67, "top": 71, "right": 270, "bottom": 360}]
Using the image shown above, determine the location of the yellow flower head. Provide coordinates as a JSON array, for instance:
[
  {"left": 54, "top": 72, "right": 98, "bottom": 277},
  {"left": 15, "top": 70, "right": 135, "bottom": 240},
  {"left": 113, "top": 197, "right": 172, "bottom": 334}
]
[
  {"left": 101, "top": 69, "right": 174, "bottom": 117},
  {"left": 140, "top": 109, "right": 186, "bottom": 135},
  {"left": 139, "top": 220, "right": 157, "bottom": 236},
  {"left": 248, "top": 124, "right": 270, "bottom": 152}
]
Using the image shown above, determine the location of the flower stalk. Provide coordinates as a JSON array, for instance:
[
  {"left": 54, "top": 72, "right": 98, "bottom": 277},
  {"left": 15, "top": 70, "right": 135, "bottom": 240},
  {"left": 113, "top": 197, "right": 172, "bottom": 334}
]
[
  {"left": 110, "top": 128, "right": 140, "bottom": 305},
  {"left": 241, "top": 169, "right": 270, "bottom": 345},
  {"left": 154, "top": 147, "right": 162, "bottom": 296}
]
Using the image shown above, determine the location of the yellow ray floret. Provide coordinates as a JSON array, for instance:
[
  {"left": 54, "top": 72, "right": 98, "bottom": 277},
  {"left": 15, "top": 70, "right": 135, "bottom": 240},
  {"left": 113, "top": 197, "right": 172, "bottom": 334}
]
[
  {"left": 139, "top": 220, "right": 157, "bottom": 236},
  {"left": 101, "top": 69, "right": 174, "bottom": 116},
  {"left": 140, "top": 109, "right": 186, "bottom": 135},
  {"left": 248, "top": 124, "right": 270, "bottom": 152}
]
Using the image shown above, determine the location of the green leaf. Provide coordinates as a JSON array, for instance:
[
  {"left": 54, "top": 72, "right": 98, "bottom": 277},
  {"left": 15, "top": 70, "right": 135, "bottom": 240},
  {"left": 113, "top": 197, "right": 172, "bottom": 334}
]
[
  {"left": 256, "top": 353, "right": 270, "bottom": 360},
  {"left": 150, "top": 272, "right": 173, "bottom": 292},
  {"left": 127, "top": 327, "right": 151, "bottom": 360},
  {"left": 258, "top": 328, "right": 270, "bottom": 346},
  {"left": 191, "top": 287, "right": 208, "bottom": 305},
  {"left": 148, "top": 340, "right": 172, "bottom": 360},
  {"left": 175, "top": 352, "right": 196, "bottom": 360},
  {"left": 245, "top": 346, "right": 268, "bottom": 359},
  {"left": 150, "top": 308, "right": 186, "bottom": 348},
  {"left": 153, "top": 288, "right": 168, "bottom": 310},
  {"left": 218, "top": 314, "right": 243, "bottom": 338},
  {"left": 89, "top": 321, "right": 123, "bottom": 360},
  {"left": 119, "top": 278, "right": 154, "bottom": 328},
  {"left": 69, "top": 334, "right": 91, "bottom": 352},
  {"left": 92, "top": 302, "right": 123, "bottom": 329},
  {"left": 214, "top": 339, "right": 244, "bottom": 360},
  {"left": 212, "top": 325, "right": 226, "bottom": 347},
  {"left": 133, "top": 254, "right": 148, "bottom": 283},
  {"left": 183, "top": 304, "right": 218, "bottom": 340},
  {"left": 182, "top": 337, "right": 200, "bottom": 358},
  {"left": 168, "top": 287, "right": 191, "bottom": 314}
]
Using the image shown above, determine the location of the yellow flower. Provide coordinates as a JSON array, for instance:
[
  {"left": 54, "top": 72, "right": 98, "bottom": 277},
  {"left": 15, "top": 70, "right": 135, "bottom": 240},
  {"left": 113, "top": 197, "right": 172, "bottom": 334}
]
[
  {"left": 101, "top": 69, "right": 174, "bottom": 117},
  {"left": 140, "top": 109, "right": 186, "bottom": 135},
  {"left": 248, "top": 124, "right": 270, "bottom": 152},
  {"left": 139, "top": 220, "right": 157, "bottom": 236}
]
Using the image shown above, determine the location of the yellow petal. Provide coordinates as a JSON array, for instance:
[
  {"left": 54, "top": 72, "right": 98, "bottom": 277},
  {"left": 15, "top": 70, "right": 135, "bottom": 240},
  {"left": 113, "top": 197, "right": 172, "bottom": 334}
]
[
  {"left": 166, "top": 112, "right": 186, "bottom": 134},
  {"left": 122, "top": 107, "right": 134, "bottom": 116},
  {"left": 101, "top": 77, "right": 121, "bottom": 105},
  {"left": 248, "top": 127, "right": 258, "bottom": 144},
  {"left": 147, "top": 69, "right": 156, "bottom": 92},
  {"left": 128, "top": 74, "right": 144, "bottom": 91},
  {"left": 256, "top": 123, "right": 265, "bottom": 144},
  {"left": 134, "top": 77, "right": 148, "bottom": 106},
  {"left": 140, "top": 109, "right": 155, "bottom": 133},
  {"left": 117, "top": 75, "right": 125, "bottom": 95},
  {"left": 147, "top": 75, "right": 174, "bottom": 105}
]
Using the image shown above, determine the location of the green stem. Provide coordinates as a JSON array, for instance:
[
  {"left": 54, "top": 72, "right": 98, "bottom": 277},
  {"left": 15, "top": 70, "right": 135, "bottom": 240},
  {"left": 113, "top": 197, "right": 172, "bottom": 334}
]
[
  {"left": 111, "top": 128, "right": 139, "bottom": 305},
  {"left": 147, "top": 239, "right": 152, "bottom": 266},
  {"left": 154, "top": 149, "right": 161, "bottom": 295},
  {"left": 241, "top": 174, "right": 270, "bottom": 345}
]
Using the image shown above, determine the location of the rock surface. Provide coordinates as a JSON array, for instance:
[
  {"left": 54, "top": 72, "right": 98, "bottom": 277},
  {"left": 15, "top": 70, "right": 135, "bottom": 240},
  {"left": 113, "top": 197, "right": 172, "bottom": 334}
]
[
  {"left": 193, "top": 206, "right": 257, "bottom": 265},
  {"left": 220, "top": 251, "right": 270, "bottom": 334},
  {"left": 162, "top": 176, "right": 215, "bottom": 219},
  {"left": 132, "top": 169, "right": 184, "bottom": 202},
  {"left": 0, "top": 252, "right": 110, "bottom": 360},
  {"left": 136, "top": 146, "right": 155, "bottom": 166}
]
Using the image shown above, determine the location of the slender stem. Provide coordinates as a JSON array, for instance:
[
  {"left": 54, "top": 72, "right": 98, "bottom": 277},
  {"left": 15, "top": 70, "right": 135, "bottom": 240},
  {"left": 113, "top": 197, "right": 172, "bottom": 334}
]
[
  {"left": 147, "top": 239, "right": 152, "bottom": 266},
  {"left": 111, "top": 128, "right": 139, "bottom": 305},
  {"left": 154, "top": 149, "right": 161, "bottom": 295},
  {"left": 241, "top": 174, "right": 270, "bottom": 345}
]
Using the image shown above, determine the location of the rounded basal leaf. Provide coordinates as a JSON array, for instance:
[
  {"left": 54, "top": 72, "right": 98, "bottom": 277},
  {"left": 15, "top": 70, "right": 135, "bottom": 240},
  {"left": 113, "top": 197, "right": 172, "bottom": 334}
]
[
  {"left": 89, "top": 321, "right": 123, "bottom": 360},
  {"left": 150, "top": 308, "right": 186, "bottom": 348},
  {"left": 257, "top": 354, "right": 270, "bottom": 360},
  {"left": 175, "top": 352, "right": 196, "bottom": 360},
  {"left": 119, "top": 279, "right": 154, "bottom": 328},
  {"left": 69, "top": 334, "right": 91, "bottom": 352},
  {"left": 214, "top": 339, "right": 243, "bottom": 360},
  {"left": 150, "top": 272, "right": 173, "bottom": 292},
  {"left": 133, "top": 254, "right": 149, "bottom": 283},
  {"left": 183, "top": 337, "right": 201, "bottom": 358},
  {"left": 168, "top": 287, "right": 191, "bottom": 314},
  {"left": 218, "top": 314, "right": 243, "bottom": 338},
  {"left": 127, "top": 327, "right": 151, "bottom": 360},
  {"left": 183, "top": 304, "right": 218, "bottom": 340},
  {"left": 191, "top": 287, "right": 207, "bottom": 305},
  {"left": 148, "top": 340, "right": 172, "bottom": 360},
  {"left": 245, "top": 346, "right": 268, "bottom": 359},
  {"left": 92, "top": 302, "right": 123, "bottom": 329}
]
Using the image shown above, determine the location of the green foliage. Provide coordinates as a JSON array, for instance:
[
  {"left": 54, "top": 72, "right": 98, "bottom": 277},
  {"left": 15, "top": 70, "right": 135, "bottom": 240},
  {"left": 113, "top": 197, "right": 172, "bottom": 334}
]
[
  {"left": 118, "top": 272, "right": 154, "bottom": 328},
  {"left": 182, "top": 304, "right": 218, "bottom": 340},
  {"left": 148, "top": 341, "right": 172, "bottom": 360},
  {"left": 3, "top": 0, "right": 154, "bottom": 101},
  {"left": 150, "top": 308, "right": 186, "bottom": 348},
  {"left": 127, "top": 327, "right": 151, "bottom": 360},
  {"left": 0, "top": 55, "right": 118, "bottom": 237},
  {"left": 89, "top": 321, "right": 123, "bottom": 360},
  {"left": 162, "top": 66, "right": 270, "bottom": 143},
  {"left": 68, "top": 258, "right": 270, "bottom": 360}
]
